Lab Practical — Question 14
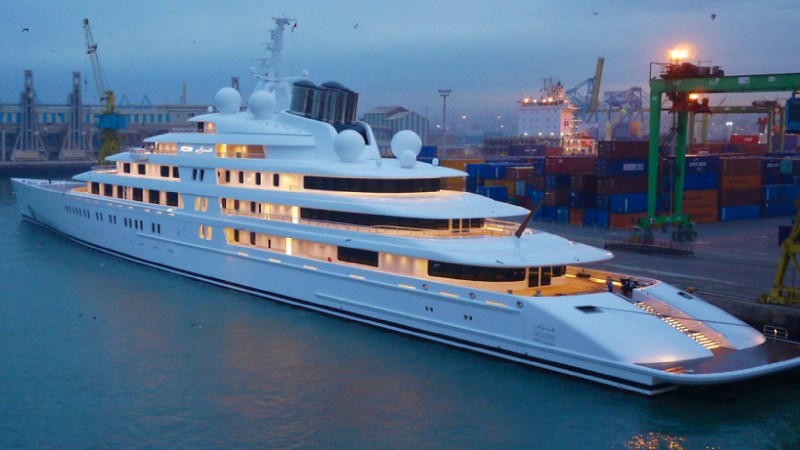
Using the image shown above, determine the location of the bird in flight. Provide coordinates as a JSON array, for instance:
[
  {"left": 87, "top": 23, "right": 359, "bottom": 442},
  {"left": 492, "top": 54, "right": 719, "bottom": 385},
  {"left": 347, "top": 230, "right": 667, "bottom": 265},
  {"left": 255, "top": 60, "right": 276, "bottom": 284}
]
[
  {"left": 710, "top": 13, "right": 717, "bottom": 20},
  {"left": 354, "top": 22, "right": 359, "bottom": 29},
  {"left": 592, "top": 11, "right": 598, "bottom": 16},
  {"left": 21, "top": 27, "right": 29, "bottom": 32}
]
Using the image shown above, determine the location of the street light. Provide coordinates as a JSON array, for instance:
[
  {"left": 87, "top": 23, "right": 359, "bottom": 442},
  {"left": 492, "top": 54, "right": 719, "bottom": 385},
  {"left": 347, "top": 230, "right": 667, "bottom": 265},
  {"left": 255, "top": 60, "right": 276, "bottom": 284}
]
[{"left": 438, "top": 89, "right": 451, "bottom": 148}]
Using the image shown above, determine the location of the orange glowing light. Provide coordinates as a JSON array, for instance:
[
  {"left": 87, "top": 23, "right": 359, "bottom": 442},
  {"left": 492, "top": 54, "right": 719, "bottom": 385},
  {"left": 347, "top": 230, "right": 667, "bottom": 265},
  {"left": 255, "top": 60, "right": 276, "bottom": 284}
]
[{"left": 669, "top": 48, "right": 689, "bottom": 61}]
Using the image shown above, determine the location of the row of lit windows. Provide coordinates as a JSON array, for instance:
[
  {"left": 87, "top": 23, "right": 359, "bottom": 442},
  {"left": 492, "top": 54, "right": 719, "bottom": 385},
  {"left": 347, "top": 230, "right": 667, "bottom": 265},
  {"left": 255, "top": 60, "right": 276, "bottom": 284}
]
[
  {"left": 121, "top": 162, "right": 180, "bottom": 179},
  {"left": 90, "top": 182, "right": 181, "bottom": 208},
  {"left": 303, "top": 176, "right": 440, "bottom": 193}
]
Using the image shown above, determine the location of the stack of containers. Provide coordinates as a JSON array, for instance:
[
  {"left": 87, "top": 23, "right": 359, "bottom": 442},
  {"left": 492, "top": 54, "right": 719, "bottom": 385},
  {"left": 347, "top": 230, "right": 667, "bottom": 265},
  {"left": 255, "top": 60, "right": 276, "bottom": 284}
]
[
  {"left": 441, "top": 158, "right": 483, "bottom": 192},
  {"left": 674, "top": 155, "right": 721, "bottom": 223},
  {"left": 594, "top": 141, "right": 650, "bottom": 229},
  {"left": 542, "top": 156, "right": 595, "bottom": 223},
  {"left": 718, "top": 156, "right": 762, "bottom": 221},
  {"left": 470, "top": 162, "right": 516, "bottom": 201},
  {"left": 761, "top": 156, "right": 800, "bottom": 217}
]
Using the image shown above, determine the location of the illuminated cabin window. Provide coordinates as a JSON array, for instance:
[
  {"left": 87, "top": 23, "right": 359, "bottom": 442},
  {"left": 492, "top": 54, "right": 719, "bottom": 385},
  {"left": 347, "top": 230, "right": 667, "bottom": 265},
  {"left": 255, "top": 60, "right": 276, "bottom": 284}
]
[
  {"left": 304, "top": 176, "right": 440, "bottom": 193},
  {"left": 528, "top": 266, "right": 566, "bottom": 287},
  {"left": 301, "top": 207, "right": 452, "bottom": 230},
  {"left": 338, "top": 246, "right": 379, "bottom": 267},
  {"left": 428, "top": 261, "right": 525, "bottom": 282}
]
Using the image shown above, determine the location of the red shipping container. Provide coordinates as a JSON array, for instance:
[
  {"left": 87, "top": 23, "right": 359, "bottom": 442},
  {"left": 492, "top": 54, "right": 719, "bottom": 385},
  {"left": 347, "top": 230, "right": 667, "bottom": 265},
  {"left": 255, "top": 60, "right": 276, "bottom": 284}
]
[
  {"left": 609, "top": 212, "right": 649, "bottom": 230},
  {"left": 545, "top": 147, "right": 563, "bottom": 157},
  {"left": 597, "top": 140, "right": 649, "bottom": 159},
  {"left": 545, "top": 156, "right": 596, "bottom": 175},
  {"left": 720, "top": 174, "right": 762, "bottom": 191},
  {"left": 730, "top": 135, "right": 759, "bottom": 144},
  {"left": 719, "top": 189, "right": 761, "bottom": 206},
  {"left": 680, "top": 189, "right": 718, "bottom": 208},
  {"left": 596, "top": 176, "right": 649, "bottom": 195},
  {"left": 683, "top": 206, "right": 718, "bottom": 223},
  {"left": 568, "top": 208, "right": 584, "bottom": 225},
  {"left": 720, "top": 157, "right": 761, "bottom": 176},
  {"left": 506, "top": 166, "right": 535, "bottom": 182}
]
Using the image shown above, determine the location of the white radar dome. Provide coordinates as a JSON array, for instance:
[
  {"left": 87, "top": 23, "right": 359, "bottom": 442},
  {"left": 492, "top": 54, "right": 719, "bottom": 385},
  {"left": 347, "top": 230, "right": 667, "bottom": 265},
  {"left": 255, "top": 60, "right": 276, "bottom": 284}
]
[
  {"left": 390, "top": 130, "right": 422, "bottom": 158},
  {"left": 215, "top": 87, "right": 241, "bottom": 114},
  {"left": 248, "top": 90, "right": 276, "bottom": 119},
  {"left": 399, "top": 150, "right": 417, "bottom": 169},
  {"left": 334, "top": 130, "right": 365, "bottom": 162}
]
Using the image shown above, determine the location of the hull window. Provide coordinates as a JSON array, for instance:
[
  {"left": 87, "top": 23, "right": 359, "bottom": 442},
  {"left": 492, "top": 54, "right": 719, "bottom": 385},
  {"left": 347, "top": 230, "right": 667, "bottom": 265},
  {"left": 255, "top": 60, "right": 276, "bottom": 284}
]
[{"left": 428, "top": 261, "right": 525, "bottom": 282}]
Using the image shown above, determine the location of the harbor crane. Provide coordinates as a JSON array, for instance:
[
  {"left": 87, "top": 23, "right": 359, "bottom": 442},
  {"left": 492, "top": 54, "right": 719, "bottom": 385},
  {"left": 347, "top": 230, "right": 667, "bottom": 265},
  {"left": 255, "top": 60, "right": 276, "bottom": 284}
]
[
  {"left": 566, "top": 57, "right": 604, "bottom": 122},
  {"left": 760, "top": 200, "right": 800, "bottom": 305},
  {"left": 638, "top": 50, "right": 800, "bottom": 243},
  {"left": 83, "top": 18, "right": 124, "bottom": 162}
]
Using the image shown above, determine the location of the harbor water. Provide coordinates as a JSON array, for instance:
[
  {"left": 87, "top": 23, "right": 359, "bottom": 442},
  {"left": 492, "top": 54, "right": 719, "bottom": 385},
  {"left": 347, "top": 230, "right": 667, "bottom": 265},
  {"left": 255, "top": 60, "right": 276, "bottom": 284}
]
[{"left": 1, "top": 176, "right": 799, "bottom": 449}]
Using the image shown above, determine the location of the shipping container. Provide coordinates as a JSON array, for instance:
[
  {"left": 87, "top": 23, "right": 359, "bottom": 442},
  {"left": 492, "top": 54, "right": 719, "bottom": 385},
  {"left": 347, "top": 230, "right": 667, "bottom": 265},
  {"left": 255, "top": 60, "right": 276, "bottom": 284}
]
[
  {"left": 595, "top": 158, "right": 649, "bottom": 177},
  {"left": 762, "top": 184, "right": 800, "bottom": 201},
  {"left": 719, "top": 205, "right": 760, "bottom": 221},
  {"left": 596, "top": 140, "right": 649, "bottom": 159},
  {"left": 609, "top": 212, "right": 649, "bottom": 229},
  {"left": 596, "top": 175, "right": 649, "bottom": 195},
  {"left": 440, "top": 158, "right": 484, "bottom": 172},
  {"left": 475, "top": 185, "right": 508, "bottom": 202},
  {"left": 544, "top": 189, "right": 571, "bottom": 206},
  {"left": 544, "top": 174, "right": 572, "bottom": 189},
  {"left": 582, "top": 208, "right": 597, "bottom": 226},
  {"left": 680, "top": 189, "right": 718, "bottom": 208},
  {"left": 545, "top": 156, "right": 596, "bottom": 175},
  {"left": 595, "top": 210, "right": 610, "bottom": 228},
  {"left": 568, "top": 208, "right": 584, "bottom": 225},
  {"left": 761, "top": 202, "right": 799, "bottom": 217},
  {"left": 719, "top": 174, "right": 762, "bottom": 191},
  {"left": 682, "top": 173, "right": 720, "bottom": 190},
  {"left": 569, "top": 191, "right": 596, "bottom": 208},
  {"left": 508, "top": 144, "right": 546, "bottom": 157},
  {"left": 570, "top": 174, "right": 597, "bottom": 192},
  {"left": 680, "top": 155, "right": 721, "bottom": 174},
  {"left": 683, "top": 206, "right": 718, "bottom": 223},
  {"left": 608, "top": 193, "right": 649, "bottom": 213},
  {"left": 719, "top": 189, "right": 761, "bottom": 207},
  {"left": 730, "top": 135, "right": 760, "bottom": 144},
  {"left": 556, "top": 206, "right": 569, "bottom": 223},
  {"left": 720, "top": 157, "right": 761, "bottom": 176}
]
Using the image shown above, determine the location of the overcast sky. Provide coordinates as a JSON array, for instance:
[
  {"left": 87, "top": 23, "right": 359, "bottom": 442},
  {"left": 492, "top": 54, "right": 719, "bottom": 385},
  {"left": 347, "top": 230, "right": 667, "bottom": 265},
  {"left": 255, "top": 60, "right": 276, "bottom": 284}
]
[{"left": 1, "top": 0, "right": 798, "bottom": 127}]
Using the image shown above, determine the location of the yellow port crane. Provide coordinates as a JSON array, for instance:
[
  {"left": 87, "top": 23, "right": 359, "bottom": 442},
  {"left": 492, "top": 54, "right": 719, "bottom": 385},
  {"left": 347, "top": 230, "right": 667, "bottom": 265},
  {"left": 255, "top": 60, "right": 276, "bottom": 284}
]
[
  {"left": 760, "top": 200, "right": 800, "bottom": 305},
  {"left": 82, "top": 18, "right": 124, "bottom": 163}
]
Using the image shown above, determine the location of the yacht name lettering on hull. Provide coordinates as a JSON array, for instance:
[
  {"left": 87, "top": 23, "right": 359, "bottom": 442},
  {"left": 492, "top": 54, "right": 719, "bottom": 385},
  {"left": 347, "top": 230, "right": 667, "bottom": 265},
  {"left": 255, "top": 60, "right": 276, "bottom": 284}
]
[{"left": 179, "top": 145, "right": 214, "bottom": 156}]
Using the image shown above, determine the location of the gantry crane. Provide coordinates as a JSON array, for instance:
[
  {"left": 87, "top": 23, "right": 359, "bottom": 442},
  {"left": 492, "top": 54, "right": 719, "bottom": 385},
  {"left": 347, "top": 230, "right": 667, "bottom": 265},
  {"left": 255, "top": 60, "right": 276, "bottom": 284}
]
[
  {"left": 638, "top": 55, "right": 800, "bottom": 243},
  {"left": 83, "top": 18, "right": 124, "bottom": 162}
]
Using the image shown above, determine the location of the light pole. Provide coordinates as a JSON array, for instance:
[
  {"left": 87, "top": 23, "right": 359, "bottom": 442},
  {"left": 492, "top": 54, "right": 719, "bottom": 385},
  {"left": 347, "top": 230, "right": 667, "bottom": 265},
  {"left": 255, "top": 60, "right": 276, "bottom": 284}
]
[{"left": 438, "top": 89, "right": 451, "bottom": 148}]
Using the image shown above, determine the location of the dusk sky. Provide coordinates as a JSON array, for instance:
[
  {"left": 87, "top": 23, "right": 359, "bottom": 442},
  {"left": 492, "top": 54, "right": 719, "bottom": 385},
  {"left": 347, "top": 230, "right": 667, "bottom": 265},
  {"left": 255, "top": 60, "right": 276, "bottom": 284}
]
[{"left": 1, "top": 0, "right": 798, "bottom": 127}]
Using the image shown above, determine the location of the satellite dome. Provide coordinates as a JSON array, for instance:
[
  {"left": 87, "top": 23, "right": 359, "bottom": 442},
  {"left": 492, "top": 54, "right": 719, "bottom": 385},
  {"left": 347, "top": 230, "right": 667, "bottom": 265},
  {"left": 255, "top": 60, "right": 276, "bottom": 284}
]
[
  {"left": 248, "top": 90, "right": 276, "bottom": 119},
  {"left": 215, "top": 87, "right": 241, "bottom": 114},
  {"left": 333, "top": 130, "right": 365, "bottom": 162},
  {"left": 399, "top": 150, "right": 417, "bottom": 169},
  {"left": 390, "top": 130, "right": 422, "bottom": 158}
]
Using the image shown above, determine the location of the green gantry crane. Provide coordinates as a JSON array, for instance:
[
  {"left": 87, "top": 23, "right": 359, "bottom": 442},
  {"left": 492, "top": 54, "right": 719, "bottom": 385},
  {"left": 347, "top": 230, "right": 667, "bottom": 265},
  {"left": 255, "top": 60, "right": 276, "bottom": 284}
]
[{"left": 638, "top": 61, "right": 800, "bottom": 242}]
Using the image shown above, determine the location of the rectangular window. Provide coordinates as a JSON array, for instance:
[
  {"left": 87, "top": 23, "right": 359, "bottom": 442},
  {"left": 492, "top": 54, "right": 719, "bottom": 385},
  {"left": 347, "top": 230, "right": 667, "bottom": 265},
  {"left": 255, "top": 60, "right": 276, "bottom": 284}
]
[
  {"left": 172, "top": 166, "right": 179, "bottom": 178},
  {"left": 133, "top": 188, "right": 143, "bottom": 202},
  {"left": 123, "top": 163, "right": 131, "bottom": 173},
  {"left": 137, "top": 164, "right": 146, "bottom": 175},
  {"left": 91, "top": 182, "right": 100, "bottom": 194},
  {"left": 225, "top": 171, "right": 231, "bottom": 183},
  {"left": 255, "top": 173, "right": 262, "bottom": 185},
  {"left": 103, "top": 184, "right": 113, "bottom": 196},
  {"left": 337, "top": 246, "right": 379, "bottom": 267},
  {"left": 273, "top": 173, "right": 280, "bottom": 187},
  {"left": 166, "top": 192, "right": 179, "bottom": 207},
  {"left": 249, "top": 232, "right": 256, "bottom": 245},
  {"left": 117, "top": 186, "right": 124, "bottom": 199},
  {"left": 238, "top": 171, "right": 244, "bottom": 184},
  {"left": 149, "top": 190, "right": 160, "bottom": 204},
  {"left": 192, "top": 169, "right": 197, "bottom": 181},
  {"left": 160, "top": 166, "right": 170, "bottom": 177},
  {"left": 234, "top": 229, "right": 240, "bottom": 242}
]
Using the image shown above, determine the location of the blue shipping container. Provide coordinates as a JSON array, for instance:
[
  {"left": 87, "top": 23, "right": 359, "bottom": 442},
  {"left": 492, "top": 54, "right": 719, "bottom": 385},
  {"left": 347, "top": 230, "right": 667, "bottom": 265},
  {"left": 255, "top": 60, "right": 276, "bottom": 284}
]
[
  {"left": 683, "top": 155, "right": 720, "bottom": 174},
  {"left": 475, "top": 185, "right": 508, "bottom": 202},
  {"left": 544, "top": 174, "right": 571, "bottom": 189},
  {"left": 682, "top": 173, "right": 719, "bottom": 190},
  {"left": 761, "top": 202, "right": 798, "bottom": 217},
  {"left": 582, "top": 208, "right": 597, "bottom": 226},
  {"left": 595, "top": 210, "right": 610, "bottom": 228},
  {"left": 555, "top": 206, "right": 569, "bottom": 223},
  {"left": 609, "top": 193, "right": 649, "bottom": 213},
  {"left": 719, "top": 205, "right": 760, "bottom": 221}
]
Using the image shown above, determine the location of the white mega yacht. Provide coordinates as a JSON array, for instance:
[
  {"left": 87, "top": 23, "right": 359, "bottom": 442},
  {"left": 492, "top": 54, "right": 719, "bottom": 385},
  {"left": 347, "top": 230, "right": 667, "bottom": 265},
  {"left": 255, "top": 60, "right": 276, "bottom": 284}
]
[{"left": 12, "top": 20, "right": 800, "bottom": 396}]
